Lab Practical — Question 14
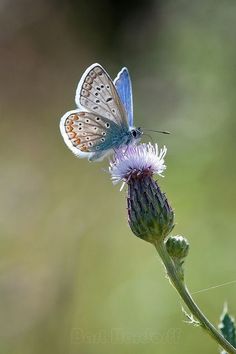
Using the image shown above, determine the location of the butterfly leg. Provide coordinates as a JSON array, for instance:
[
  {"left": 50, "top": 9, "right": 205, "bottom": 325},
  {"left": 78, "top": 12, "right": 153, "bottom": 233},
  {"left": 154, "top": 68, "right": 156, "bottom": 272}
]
[{"left": 123, "top": 144, "right": 129, "bottom": 156}]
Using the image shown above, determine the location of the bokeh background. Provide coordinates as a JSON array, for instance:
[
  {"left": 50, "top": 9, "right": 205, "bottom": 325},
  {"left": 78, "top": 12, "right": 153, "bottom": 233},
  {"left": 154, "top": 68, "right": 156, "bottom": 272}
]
[{"left": 1, "top": 0, "right": 236, "bottom": 353}]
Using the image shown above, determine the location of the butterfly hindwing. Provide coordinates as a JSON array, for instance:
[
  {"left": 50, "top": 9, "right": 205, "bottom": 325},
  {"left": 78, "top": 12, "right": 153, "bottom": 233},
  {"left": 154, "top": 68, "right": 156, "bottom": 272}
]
[
  {"left": 60, "top": 110, "right": 125, "bottom": 155},
  {"left": 114, "top": 67, "right": 133, "bottom": 127},
  {"left": 75, "top": 64, "right": 129, "bottom": 128}
]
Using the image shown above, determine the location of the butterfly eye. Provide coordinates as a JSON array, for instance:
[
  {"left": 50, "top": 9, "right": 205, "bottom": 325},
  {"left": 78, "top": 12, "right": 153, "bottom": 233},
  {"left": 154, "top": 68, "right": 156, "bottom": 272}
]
[{"left": 132, "top": 130, "right": 137, "bottom": 138}]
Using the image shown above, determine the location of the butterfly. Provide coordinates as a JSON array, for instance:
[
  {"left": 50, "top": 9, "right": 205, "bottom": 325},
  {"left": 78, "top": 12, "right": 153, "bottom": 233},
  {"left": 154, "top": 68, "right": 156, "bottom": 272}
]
[{"left": 59, "top": 63, "right": 142, "bottom": 161}]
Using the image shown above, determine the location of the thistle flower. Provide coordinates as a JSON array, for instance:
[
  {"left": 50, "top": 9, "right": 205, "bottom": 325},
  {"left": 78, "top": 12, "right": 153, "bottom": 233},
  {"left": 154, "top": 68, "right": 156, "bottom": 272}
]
[
  {"left": 109, "top": 143, "right": 174, "bottom": 244},
  {"left": 109, "top": 143, "right": 167, "bottom": 186}
]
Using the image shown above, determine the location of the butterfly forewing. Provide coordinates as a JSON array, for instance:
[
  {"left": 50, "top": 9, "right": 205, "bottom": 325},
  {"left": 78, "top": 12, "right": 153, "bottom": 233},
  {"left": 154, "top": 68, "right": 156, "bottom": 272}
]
[
  {"left": 62, "top": 111, "right": 123, "bottom": 153},
  {"left": 75, "top": 64, "right": 128, "bottom": 128},
  {"left": 114, "top": 68, "right": 134, "bottom": 127}
]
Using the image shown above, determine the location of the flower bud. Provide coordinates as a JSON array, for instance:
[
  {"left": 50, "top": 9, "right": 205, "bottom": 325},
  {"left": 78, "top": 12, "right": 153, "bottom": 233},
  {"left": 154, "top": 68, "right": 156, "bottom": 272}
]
[
  {"left": 165, "top": 235, "right": 189, "bottom": 260},
  {"left": 127, "top": 175, "right": 174, "bottom": 243}
]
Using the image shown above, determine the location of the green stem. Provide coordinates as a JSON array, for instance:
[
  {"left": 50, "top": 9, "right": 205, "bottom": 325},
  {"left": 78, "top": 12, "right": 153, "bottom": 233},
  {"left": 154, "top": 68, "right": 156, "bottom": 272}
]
[{"left": 154, "top": 241, "right": 236, "bottom": 354}]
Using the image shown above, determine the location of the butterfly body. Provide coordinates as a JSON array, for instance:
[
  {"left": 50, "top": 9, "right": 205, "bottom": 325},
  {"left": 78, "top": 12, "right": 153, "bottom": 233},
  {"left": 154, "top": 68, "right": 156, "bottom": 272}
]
[{"left": 60, "top": 63, "right": 142, "bottom": 161}]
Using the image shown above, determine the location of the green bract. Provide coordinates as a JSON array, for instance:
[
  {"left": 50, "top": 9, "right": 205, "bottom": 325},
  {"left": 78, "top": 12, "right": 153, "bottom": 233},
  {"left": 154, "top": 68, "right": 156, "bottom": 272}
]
[{"left": 127, "top": 175, "right": 174, "bottom": 244}]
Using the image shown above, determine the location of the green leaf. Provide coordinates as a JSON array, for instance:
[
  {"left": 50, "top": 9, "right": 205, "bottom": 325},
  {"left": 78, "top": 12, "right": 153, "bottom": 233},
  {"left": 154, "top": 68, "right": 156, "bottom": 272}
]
[{"left": 219, "top": 304, "right": 236, "bottom": 352}]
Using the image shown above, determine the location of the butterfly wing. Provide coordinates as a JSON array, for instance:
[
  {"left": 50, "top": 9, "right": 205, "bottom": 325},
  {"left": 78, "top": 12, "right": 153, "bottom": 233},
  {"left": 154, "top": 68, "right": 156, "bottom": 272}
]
[
  {"left": 75, "top": 63, "right": 129, "bottom": 128},
  {"left": 60, "top": 109, "right": 126, "bottom": 160},
  {"left": 114, "top": 67, "right": 133, "bottom": 127}
]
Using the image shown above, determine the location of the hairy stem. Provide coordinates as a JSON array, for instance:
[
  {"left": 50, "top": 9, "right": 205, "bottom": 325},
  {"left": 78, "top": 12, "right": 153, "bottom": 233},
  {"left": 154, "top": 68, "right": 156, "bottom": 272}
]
[{"left": 154, "top": 241, "right": 236, "bottom": 354}]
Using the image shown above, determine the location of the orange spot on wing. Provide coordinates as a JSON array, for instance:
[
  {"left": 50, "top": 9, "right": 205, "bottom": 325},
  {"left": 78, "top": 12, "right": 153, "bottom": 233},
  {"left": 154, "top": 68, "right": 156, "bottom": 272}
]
[
  {"left": 68, "top": 132, "right": 76, "bottom": 139},
  {"left": 66, "top": 126, "right": 72, "bottom": 132},
  {"left": 71, "top": 138, "right": 77, "bottom": 146},
  {"left": 80, "top": 145, "right": 89, "bottom": 152}
]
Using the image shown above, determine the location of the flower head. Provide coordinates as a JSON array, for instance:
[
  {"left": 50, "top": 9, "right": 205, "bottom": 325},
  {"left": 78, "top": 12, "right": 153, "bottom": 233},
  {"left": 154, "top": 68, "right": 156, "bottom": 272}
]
[
  {"left": 109, "top": 143, "right": 174, "bottom": 244},
  {"left": 109, "top": 143, "right": 167, "bottom": 186}
]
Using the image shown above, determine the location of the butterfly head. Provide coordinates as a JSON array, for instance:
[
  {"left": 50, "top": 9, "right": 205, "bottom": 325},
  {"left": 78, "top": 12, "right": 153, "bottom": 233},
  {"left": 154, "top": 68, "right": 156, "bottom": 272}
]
[{"left": 130, "top": 127, "right": 143, "bottom": 142}]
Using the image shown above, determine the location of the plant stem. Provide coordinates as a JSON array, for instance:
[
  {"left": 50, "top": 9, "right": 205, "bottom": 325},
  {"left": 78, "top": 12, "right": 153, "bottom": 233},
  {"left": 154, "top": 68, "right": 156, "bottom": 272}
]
[{"left": 154, "top": 241, "right": 236, "bottom": 354}]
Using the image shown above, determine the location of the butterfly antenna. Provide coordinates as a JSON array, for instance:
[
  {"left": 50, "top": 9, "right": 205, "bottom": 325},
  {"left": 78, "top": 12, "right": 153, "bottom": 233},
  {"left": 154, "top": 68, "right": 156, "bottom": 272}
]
[{"left": 144, "top": 129, "right": 170, "bottom": 135}]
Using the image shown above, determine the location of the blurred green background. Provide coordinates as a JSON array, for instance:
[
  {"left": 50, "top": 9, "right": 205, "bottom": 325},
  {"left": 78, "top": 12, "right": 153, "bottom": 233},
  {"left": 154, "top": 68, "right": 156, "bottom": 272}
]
[{"left": 1, "top": 0, "right": 236, "bottom": 353}]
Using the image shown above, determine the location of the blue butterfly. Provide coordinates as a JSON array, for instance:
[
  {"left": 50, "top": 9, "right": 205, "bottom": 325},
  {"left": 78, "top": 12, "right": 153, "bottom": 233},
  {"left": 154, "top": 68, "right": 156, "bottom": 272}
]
[{"left": 60, "top": 63, "right": 142, "bottom": 161}]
